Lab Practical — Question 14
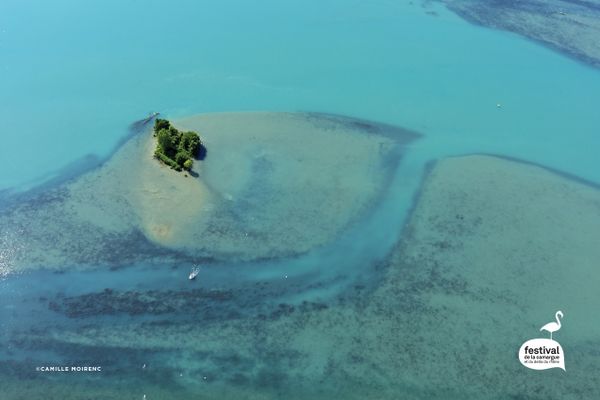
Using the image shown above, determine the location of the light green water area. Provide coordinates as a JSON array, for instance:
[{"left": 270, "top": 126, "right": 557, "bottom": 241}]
[{"left": 1, "top": 1, "right": 600, "bottom": 399}]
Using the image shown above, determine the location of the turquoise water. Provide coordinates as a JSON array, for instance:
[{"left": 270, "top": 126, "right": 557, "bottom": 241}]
[
  {"left": 1, "top": 0, "right": 600, "bottom": 398},
  {"left": 2, "top": 0, "right": 599, "bottom": 192}
]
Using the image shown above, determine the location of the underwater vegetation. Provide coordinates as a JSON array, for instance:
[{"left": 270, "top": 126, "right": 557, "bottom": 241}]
[
  {"left": 5, "top": 155, "right": 600, "bottom": 399},
  {"left": 443, "top": 0, "right": 600, "bottom": 67}
]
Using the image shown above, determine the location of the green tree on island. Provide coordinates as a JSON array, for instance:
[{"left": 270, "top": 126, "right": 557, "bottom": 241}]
[{"left": 153, "top": 118, "right": 204, "bottom": 172}]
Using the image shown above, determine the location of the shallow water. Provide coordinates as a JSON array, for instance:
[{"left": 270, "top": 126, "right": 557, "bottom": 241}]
[{"left": 1, "top": 0, "right": 600, "bottom": 399}]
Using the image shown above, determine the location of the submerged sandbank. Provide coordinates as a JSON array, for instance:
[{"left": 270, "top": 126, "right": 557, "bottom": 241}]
[
  {"left": 164, "top": 112, "right": 419, "bottom": 260},
  {"left": 25, "top": 156, "right": 600, "bottom": 399},
  {"left": 0, "top": 112, "right": 419, "bottom": 272},
  {"left": 443, "top": 0, "right": 600, "bottom": 68},
  {"left": 22, "top": 154, "right": 600, "bottom": 399}
]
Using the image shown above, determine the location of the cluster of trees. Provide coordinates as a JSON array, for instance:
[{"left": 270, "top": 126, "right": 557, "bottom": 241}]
[{"left": 153, "top": 119, "right": 203, "bottom": 171}]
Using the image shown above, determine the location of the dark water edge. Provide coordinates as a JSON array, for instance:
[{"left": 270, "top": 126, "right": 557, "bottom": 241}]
[
  {"left": 303, "top": 112, "right": 422, "bottom": 142},
  {"left": 439, "top": 0, "right": 600, "bottom": 69},
  {"left": 469, "top": 152, "right": 600, "bottom": 189},
  {"left": 0, "top": 116, "right": 156, "bottom": 213}
]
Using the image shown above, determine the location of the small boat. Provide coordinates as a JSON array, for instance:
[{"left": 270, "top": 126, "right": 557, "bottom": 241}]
[{"left": 189, "top": 266, "right": 200, "bottom": 280}]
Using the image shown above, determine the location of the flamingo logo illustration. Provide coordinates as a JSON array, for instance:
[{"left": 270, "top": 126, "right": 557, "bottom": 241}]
[
  {"left": 540, "top": 310, "right": 564, "bottom": 340},
  {"left": 519, "top": 310, "right": 566, "bottom": 370}
]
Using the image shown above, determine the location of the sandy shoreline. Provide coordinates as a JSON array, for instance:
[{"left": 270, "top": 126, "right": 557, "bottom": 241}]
[{"left": 129, "top": 125, "right": 211, "bottom": 247}]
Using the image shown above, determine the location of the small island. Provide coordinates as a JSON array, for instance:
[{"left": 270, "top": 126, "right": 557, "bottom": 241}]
[{"left": 153, "top": 118, "right": 205, "bottom": 171}]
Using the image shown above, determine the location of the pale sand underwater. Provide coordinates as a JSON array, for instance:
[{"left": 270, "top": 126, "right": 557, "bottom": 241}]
[
  {"left": 8, "top": 155, "right": 599, "bottom": 399},
  {"left": 169, "top": 112, "right": 417, "bottom": 260},
  {"left": 0, "top": 112, "right": 418, "bottom": 272}
]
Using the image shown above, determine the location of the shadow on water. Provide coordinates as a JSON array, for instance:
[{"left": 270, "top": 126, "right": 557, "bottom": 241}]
[
  {"left": 196, "top": 143, "right": 207, "bottom": 161},
  {"left": 0, "top": 114, "right": 158, "bottom": 211},
  {"left": 186, "top": 144, "right": 207, "bottom": 178}
]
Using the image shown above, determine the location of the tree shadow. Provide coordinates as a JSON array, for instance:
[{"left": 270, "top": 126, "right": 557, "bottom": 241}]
[{"left": 197, "top": 144, "right": 207, "bottom": 161}]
